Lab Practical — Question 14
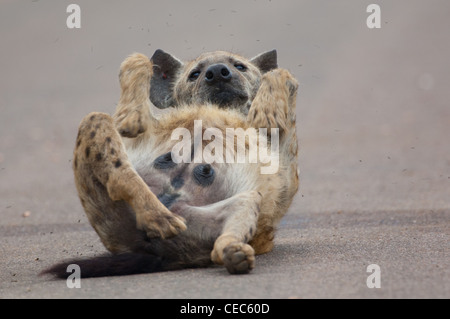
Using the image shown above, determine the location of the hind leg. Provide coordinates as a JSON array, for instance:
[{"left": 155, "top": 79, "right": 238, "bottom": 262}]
[
  {"left": 209, "top": 191, "right": 262, "bottom": 274},
  {"left": 73, "top": 112, "right": 186, "bottom": 253},
  {"left": 170, "top": 191, "right": 262, "bottom": 274}
]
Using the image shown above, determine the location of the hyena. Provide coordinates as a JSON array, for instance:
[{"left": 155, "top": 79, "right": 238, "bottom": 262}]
[{"left": 43, "top": 49, "right": 299, "bottom": 277}]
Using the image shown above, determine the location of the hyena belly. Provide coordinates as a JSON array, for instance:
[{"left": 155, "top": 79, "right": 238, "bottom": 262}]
[{"left": 123, "top": 124, "right": 263, "bottom": 268}]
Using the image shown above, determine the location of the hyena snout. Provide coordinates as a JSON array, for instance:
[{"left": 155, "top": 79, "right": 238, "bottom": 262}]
[{"left": 205, "top": 64, "right": 232, "bottom": 84}]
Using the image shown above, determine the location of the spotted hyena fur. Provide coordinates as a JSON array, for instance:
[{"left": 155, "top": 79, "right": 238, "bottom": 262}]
[{"left": 70, "top": 49, "right": 299, "bottom": 275}]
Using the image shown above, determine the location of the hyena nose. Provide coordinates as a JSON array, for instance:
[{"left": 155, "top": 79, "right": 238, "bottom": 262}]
[{"left": 205, "top": 64, "right": 232, "bottom": 84}]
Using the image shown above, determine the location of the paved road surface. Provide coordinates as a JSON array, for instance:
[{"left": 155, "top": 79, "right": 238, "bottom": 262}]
[{"left": 0, "top": 0, "right": 449, "bottom": 298}]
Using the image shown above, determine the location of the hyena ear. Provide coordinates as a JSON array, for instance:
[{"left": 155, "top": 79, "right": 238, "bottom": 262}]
[
  {"left": 150, "top": 49, "right": 184, "bottom": 109},
  {"left": 250, "top": 49, "right": 278, "bottom": 74}
]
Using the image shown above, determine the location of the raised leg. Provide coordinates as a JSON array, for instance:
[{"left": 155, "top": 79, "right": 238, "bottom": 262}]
[
  {"left": 73, "top": 112, "right": 186, "bottom": 253},
  {"left": 245, "top": 69, "right": 300, "bottom": 255},
  {"left": 178, "top": 190, "right": 262, "bottom": 274},
  {"left": 114, "top": 53, "right": 155, "bottom": 138},
  {"left": 247, "top": 67, "right": 299, "bottom": 194}
]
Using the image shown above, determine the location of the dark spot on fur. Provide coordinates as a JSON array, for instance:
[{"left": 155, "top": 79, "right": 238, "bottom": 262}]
[
  {"left": 76, "top": 139, "right": 81, "bottom": 148},
  {"left": 193, "top": 164, "right": 215, "bottom": 186},
  {"left": 74, "top": 157, "right": 78, "bottom": 169},
  {"left": 250, "top": 227, "right": 254, "bottom": 236},
  {"left": 106, "top": 137, "right": 112, "bottom": 143},
  {"left": 95, "top": 124, "right": 101, "bottom": 129},
  {"left": 96, "top": 153, "right": 103, "bottom": 161},
  {"left": 85, "top": 147, "right": 90, "bottom": 158},
  {"left": 157, "top": 193, "right": 180, "bottom": 209},
  {"left": 110, "top": 148, "right": 116, "bottom": 155},
  {"left": 115, "top": 160, "right": 122, "bottom": 168},
  {"left": 171, "top": 175, "right": 185, "bottom": 189},
  {"left": 90, "top": 131, "right": 96, "bottom": 139},
  {"left": 154, "top": 152, "right": 177, "bottom": 170},
  {"left": 90, "top": 115, "right": 95, "bottom": 121},
  {"left": 92, "top": 177, "right": 104, "bottom": 189}
]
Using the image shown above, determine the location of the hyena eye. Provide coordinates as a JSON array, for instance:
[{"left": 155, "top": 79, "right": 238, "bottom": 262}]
[
  {"left": 189, "top": 70, "right": 201, "bottom": 81},
  {"left": 234, "top": 63, "right": 247, "bottom": 72},
  {"left": 193, "top": 164, "right": 215, "bottom": 186}
]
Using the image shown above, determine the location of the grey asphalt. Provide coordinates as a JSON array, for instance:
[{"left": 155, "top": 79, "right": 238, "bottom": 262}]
[{"left": 0, "top": 0, "right": 449, "bottom": 299}]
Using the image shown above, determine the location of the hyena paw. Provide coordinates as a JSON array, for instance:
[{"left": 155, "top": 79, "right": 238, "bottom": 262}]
[
  {"left": 265, "top": 68, "right": 298, "bottom": 98},
  {"left": 136, "top": 210, "right": 187, "bottom": 239},
  {"left": 115, "top": 109, "right": 149, "bottom": 138},
  {"left": 223, "top": 242, "right": 255, "bottom": 275}
]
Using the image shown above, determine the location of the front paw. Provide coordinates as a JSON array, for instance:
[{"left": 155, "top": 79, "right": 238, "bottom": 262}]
[{"left": 264, "top": 68, "right": 298, "bottom": 98}]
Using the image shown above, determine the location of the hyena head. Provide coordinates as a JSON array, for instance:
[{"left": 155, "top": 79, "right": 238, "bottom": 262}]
[{"left": 149, "top": 49, "right": 278, "bottom": 114}]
